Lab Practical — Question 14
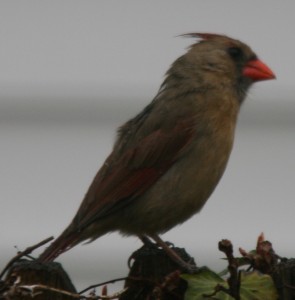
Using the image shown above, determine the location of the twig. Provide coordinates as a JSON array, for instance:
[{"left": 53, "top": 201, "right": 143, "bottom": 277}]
[
  {"left": 79, "top": 277, "right": 127, "bottom": 294},
  {"left": 284, "top": 283, "right": 295, "bottom": 290},
  {"left": 219, "top": 239, "right": 240, "bottom": 300},
  {"left": 239, "top": 233, "right": 279, "bottom": 274},
  {"left": 203, "top": 283, "right": 230, "bottom": 299},
  {"left": 204, "top": 240, "right": 241, "bottom": 299},
  {"left": 5, "top": 281, "right": 127, "bottom": 299},
  {"left": 0, "top": 236, "right": 54, "bottom": 280}
]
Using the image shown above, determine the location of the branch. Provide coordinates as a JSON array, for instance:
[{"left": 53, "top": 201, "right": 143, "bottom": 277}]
[
  {"left": 4, "top": 279, "right": 127, "bottom": 299},
  {"left": 0, "top": 236, "right": 54, "bottom": 280},
  {"left": 79, "top": 277, "right": 127, "bottom": 294}
]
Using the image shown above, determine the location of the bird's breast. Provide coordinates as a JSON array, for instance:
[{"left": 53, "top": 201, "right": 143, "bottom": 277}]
[{"left": 117, "top": 102, "right": 238, "bottom": 235}]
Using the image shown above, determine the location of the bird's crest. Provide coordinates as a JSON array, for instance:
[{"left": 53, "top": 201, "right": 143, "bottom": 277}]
[{"left": 180, "top": 33, "right": 226, "bottom": 41}]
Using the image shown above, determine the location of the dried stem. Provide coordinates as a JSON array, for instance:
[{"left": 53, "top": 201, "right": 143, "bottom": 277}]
[
  {"left": 218, "top": 239, "right": 240, "bottom": 300},
  {"left": 79, "top": 277, "right": 127, "bottom": 294},
  {"left": 4, "top": 281, "right": 127, "bottom": 299},
  {"left": 0, "top": 236, "right": 54, "bottom": 280}
]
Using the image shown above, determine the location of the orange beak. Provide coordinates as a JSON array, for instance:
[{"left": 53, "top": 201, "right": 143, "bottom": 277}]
[{"left": 243, "top": 59, "right": 276, "bottom": 82}]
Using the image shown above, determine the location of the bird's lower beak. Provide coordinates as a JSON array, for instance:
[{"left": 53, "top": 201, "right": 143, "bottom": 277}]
[{"left": 243, "top": 59, "right": 276, "bottom": 81}]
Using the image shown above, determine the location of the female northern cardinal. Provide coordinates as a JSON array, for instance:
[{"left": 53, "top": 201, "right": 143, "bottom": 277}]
[{"left": 39, "top": 33, "right": 275, "bottom": 272}]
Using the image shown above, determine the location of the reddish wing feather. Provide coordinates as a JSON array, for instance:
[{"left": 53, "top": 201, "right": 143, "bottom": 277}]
[
  {"left": 72, "top": 118, "right": 196, "bottom": 230},
  {"left": 39, "top": 118, "right": 196, "bottom": 262}
]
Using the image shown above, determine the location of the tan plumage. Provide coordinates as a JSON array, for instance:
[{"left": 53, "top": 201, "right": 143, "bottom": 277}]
[{"left": 39, "top": 33, "right": 275, "bottom": 270}]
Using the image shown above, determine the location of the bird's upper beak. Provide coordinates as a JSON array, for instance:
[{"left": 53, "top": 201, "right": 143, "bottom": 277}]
[{"left": 243, "top": 59, "right": 276, "bottom": 82}]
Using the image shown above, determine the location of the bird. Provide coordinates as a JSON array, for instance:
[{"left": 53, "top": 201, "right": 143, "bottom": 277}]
[{"left": 38, "top": 33, "right": 275, "bottom": 272}]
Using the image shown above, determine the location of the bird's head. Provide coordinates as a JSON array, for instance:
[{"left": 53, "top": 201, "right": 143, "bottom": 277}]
[{"left": 166, "top": 33, "right": 275, "bottom": 103}]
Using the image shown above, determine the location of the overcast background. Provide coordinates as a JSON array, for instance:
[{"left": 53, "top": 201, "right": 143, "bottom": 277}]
[{"left": 0, "top": 0, "right": 294, "bottom": 293}]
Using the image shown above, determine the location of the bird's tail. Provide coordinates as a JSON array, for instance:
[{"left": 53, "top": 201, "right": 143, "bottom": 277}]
[{"left": 38, "top": 230, "right": 79, "bottom": 262}]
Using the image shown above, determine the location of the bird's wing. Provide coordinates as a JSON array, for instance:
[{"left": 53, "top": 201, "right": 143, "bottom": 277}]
[{"left": 74, "top": 116, "right": 196, "bottom": 230}]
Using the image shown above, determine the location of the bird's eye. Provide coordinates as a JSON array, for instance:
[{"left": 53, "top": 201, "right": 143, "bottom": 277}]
[{"left": 227, "top": 47, "right": 243, "bottom": 60}]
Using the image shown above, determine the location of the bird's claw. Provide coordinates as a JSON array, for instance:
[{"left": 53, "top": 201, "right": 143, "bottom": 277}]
[{"left": 164, "top": 241, "right": 174, "bottom": 248}]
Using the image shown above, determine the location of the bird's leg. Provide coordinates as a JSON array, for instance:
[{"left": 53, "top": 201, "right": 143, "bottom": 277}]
[
  {"left": 138, "top": 235, "right": 155, "bottom": 246},
  {"left": 149, "top": 234, "right": 197, "bottom": 274},
  {"left": 139, "top": 234, "right": 174, "bottom": 247}
]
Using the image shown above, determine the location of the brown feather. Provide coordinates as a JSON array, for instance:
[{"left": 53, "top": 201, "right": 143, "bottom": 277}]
[{"left": 38, "top": 33, "right": 275, "bottom": 263}]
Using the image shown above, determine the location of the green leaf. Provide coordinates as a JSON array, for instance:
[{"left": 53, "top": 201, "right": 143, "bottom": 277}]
[
  {"left": 182, "top": 267, "right": 234, "bottom": 300},
  {"left": 182, "top": 268, "right": 278, "bottom": 300},
  {"left": 239, "top": 271, "right": 278, "bottom": 300}
]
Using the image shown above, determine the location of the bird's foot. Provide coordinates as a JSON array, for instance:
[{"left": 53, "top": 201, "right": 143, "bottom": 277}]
[
  {"left": 139, "top": 235, "right": 156, "bottom": 248},
  {"left": 149, "top": 234, "right": 198, "bottom": 274},
  {"left": 163, "top": 241, "right": 174, "bottom": 247},
  {"left": 139, "top": 235, "right": 174, "bottom": 248}
]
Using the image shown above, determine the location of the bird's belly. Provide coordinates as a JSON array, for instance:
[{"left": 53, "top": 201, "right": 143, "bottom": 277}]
[{"left": 118, "top": 132, "right": 234, "bottom": 235}]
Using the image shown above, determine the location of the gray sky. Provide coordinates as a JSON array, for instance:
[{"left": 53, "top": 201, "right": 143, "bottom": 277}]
[
  {"left": 0, "top": 1, "right": 294, "bottom": 292},
  {"left": 0, "top": 1, "right": 293, "bottom": 97}
]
